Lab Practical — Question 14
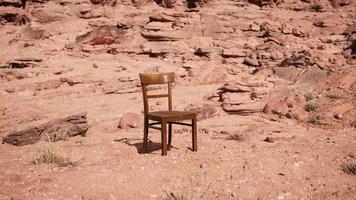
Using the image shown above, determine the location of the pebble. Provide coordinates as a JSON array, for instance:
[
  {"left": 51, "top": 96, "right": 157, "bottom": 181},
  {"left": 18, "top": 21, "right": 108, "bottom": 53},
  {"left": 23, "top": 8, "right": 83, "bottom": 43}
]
[
  {"left": 200, "top": 162, "right": 207, "bottom": 169},
  {"left": 334, "top": 113, "right": 343, "bottom": 120}
]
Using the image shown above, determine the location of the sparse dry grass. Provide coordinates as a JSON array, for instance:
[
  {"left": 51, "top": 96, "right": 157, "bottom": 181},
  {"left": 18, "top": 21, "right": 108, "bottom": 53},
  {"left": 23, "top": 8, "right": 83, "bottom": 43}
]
[
  {"left": 308, "top": 115, "right": 322, "bottom": 125},
  {"left": 305, "top": 102, "right": 318, "bottom": 112},
  {"left": 227, "top": 134, "right": 245, "bottom": 142},
  {"left": 342, "top": 163, "right": 356, "bottom": 175},
  {"left": 32, "top": 147, "right": 74, "bottom": 167},
  {"left": 163, "top": 191, "right": 190, "bottom": 200},
  {"left": 326, "top": 92, "right": 342, "bottom": 99},
  {"left": 50, "top": 132, "right": 69, "bottom": 142},
  {"left": 304, "top": 92, "right": 314, "bottom": 101}
]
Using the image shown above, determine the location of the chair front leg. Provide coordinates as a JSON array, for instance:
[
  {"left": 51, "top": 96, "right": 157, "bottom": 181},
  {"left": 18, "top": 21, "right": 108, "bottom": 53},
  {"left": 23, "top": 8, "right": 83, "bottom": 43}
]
[
  {"left": 161, "top": 121, "right": 167, "bottom": 156},
  {"left": 192, "top": 117, "right": 197, "bottom": 152},
  {"left": 143, "top": 117, "right": 148, "bottom": 153}
]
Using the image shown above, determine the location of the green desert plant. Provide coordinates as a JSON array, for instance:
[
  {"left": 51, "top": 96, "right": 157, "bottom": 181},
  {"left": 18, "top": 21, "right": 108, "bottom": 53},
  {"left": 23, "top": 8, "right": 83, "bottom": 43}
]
[
  {"left": 32, "top": 147, "right": 74, "bottom": 167},
  {"left": 342, "top": 163, "right": 356, "bottom": 175},
  {"left": 305, "top": 102, "right": 318, "bottom": 112}
]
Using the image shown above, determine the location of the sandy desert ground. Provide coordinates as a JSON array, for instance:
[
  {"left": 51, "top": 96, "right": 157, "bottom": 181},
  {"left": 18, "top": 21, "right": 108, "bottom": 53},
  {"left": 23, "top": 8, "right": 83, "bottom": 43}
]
[{"left": 0, "top": 0, "right": 355, "bottom": 199}]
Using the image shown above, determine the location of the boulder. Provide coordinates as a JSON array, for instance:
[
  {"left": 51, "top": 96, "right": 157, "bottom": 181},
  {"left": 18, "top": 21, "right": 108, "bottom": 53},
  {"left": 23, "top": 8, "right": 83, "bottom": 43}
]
[
  {"left": 248, "top": 0, "right": 280, "bottom": 7},
  {"left": 141, "top": 30, "right": 191, "bottom": 41},
  {"left": 119, "top": 112, "right": 143, "bottom": 128},
  {"left": 76, "top": 25, "right": 127, "bottom": 45},
  {"left": 90, "top": 0, "right": 117, "bottom": 6},
  {"left": 243, "top": 57, "right": 260, "bottom": 67},
  {"left": 78, "top": 6, "right": 103, "bottom": 19},
  {"left": 184, "top": 102, "right": 219, "bottom": 121},
  {"left": 0, "top": 0, "right": 23, "bottom": 7},
  {"left": 0, "top": 7, "right": 29, "bottom": 25},
  {"left": 200, "top": 13, "right": 223, "bottom": 38},
  {"left": 149, "top": 13, "right": 176, "bottom": 22},
  {"left": 3, "top": 113, "right": 88, "bottom": 146},
  {"left": 221, "top": 102, "right": 266, "bottom": 115},
  {"left": 220, "top": 81, "right": 253, "bottom": 93},
  {"left": 221, "top": 48, "right": 250, "bottom": 58},
  {"left": 31, "top": 8, "right": 67, "bottom": 23},
  {"left": 19, "top": 27, "right": 45, "bottom": 40},
  {"left": 263, "top": 100, "right": 289, "bottom": 116}
]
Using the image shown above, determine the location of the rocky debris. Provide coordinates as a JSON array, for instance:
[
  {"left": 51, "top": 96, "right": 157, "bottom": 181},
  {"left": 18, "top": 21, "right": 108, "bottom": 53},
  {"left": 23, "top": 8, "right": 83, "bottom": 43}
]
[
  {"left": 154, "top": 0, "right": 174, "bottom": 8},
  {"left": 243, "top": 57, "right": 260, "bottom": 67},
  {"left": 144, "top": 21, "right": 173, "bottom": 31},
  {"left": 0, "top": 0, "right": 25, "bottom": 8},
  {"left": 263, "top": 136, "right": 274, "bottom": 143},
  {"left": 76, "top": 25, "right": 128, "bottom": 45},
  {"left": 60, "top": 76, "right": 86, "bottom": 86},
  {"left": 0, "top": 69, "right": 28, "bottom": 80},
  {"left": 31, "top": 7, "right": 67, "bottom": 23},
  {"left": 221, "top": 48, "right": 251, "bottom": 58},
  {"left": 263, "top": 99, "right": 289, "bottom": 116},
  {"left": 343, "top": 22, "right": 356, "bottom": 60},
  {"left": 222, "top": 101, "right": 266, "bottom": 115},
  {"left": 330, "top": 0, "right": 353, "bottom": 7},
  {"left": 3, "top": 113, "right": 88, "bottom": 146},
  {"left": 220, "top": 81, "right": 254, "bottom": 93},
  {"left": 90, "top": 0, "right": 117, "bottom": 6},
  {"left": 118, "top": 112, "right": 143, "bottom": 129},
  {"left": 149, "top": 13, "right": 176, "bottom": 22},
  {"left": 218, "top": 79, "right": 274, "bottom": 115},
  {"left": 184, "top": 102, "right": 219, "bottom": 121},
  {"left": 200, "top": 13, "right": 223, "bottom": 38},
  {"left": 35, "top": 79, "right": 62, "bottom": 91},
  {"left": 77, "top": 6, "right": 103, "bottom": 19},
  {"left": 17, "top": 27, "right": 45, "bottom": 40},
  {"left": 248, "top": 0, "right": 281, "bottom": 7},
  {"left": 131, "top": 0, "right": 154, "bottom": 7},
  {"left": 141, "top": 30, "right": 192, "bottom": 41},
  {"left": 194, "top": 48, "right": 209, "bottom": 57},
  {"left": 102, "top": 84, "right": 141, "bottom": 94},
  {"left": 1, "top": 57, "right": 42, "bottom": 68},
  {"left": 279, "top": 51, "right": 315, "bottom": 68},
  {"left": 0, "top": 7, "right": 29, "bottom": 25}
]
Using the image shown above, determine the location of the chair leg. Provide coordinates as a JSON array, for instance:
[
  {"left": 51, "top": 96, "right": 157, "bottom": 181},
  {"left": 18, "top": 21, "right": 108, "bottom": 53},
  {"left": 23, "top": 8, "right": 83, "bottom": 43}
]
[
  {"left": 168, "top": 122, "right": 172, "bottom": 151},
  {"left": 143, "top": 117, "right": 148, "bottom": 153},
  {"left": 192, "top": 117, "right": 197, "bottom": 152},
  {"left": 161, "top": 121, "right": 167, "bottom": 156}
]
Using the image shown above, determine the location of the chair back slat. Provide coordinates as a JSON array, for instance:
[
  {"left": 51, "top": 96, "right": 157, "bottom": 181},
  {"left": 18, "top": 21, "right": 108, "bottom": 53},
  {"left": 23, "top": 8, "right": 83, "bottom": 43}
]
[
  {"left": 140, "top": 72, "right": 175, "bottom": 115},
  {"left": 140, "top": 72, "right": 175, "bottom": 85}
]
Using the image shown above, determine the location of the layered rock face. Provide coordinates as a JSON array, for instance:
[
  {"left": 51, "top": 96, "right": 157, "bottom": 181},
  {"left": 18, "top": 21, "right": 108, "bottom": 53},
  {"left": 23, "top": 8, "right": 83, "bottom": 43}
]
[{"left": 0, "top": 0, "right": 355, "bottom": 131}]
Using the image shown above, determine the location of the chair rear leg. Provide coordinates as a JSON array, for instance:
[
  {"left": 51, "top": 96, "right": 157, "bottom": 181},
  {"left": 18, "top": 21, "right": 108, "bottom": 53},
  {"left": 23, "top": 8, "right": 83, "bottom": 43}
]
[
  {"left": 161, "top": 121, "right": 167, "bottom": 156},
  {"left": 143, "top": 117, "right": 148, "bottom": 153},
  {"left": 192, "top": 118, "right": 197, "bottom": 152},
  {"left": 168, "top": 122, "right": 172, "bottom": 151}
]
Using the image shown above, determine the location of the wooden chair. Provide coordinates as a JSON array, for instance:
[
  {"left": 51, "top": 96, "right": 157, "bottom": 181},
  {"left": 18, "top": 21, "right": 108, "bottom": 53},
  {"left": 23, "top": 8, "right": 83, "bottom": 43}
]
[{"left": 139, "top": 72, "right": 197, "bottom": 156}]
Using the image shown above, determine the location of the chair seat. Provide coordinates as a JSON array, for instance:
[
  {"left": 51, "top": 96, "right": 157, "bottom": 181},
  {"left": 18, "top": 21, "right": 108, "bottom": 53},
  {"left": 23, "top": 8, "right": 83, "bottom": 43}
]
[{"left": 147, "top": 110, "right": 196, "bottom": 121}]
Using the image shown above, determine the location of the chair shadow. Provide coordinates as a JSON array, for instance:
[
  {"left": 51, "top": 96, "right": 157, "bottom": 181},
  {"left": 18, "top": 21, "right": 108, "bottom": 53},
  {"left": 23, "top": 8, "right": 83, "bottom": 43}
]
[{"left": 114, "top": 138, "right": 162, "bottom": 154}]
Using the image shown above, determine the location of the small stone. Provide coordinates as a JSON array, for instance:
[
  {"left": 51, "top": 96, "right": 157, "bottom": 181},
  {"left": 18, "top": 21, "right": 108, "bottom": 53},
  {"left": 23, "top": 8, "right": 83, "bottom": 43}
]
[
  {"left": 263, "top": 137, "right": 274, "bottom": 143},
  {"left": 118, "top": 112, "right": 143, "bottom": 129},
  {"left": 5, "top": 88, "right": 15, "bottom": 93},
  {"left": 243, "top": 57, "right": 260, "bottom": 67},
  {"left": 334, "top": 113, "right": 343, "bottom": 120},
  {"left": 199, "top": 162, "right": 207, "bottom": 169}
]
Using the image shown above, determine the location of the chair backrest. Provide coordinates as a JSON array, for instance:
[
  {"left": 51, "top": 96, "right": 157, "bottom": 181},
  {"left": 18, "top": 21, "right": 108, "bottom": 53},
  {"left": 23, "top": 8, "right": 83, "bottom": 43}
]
[{"left": 139, "top": 72, "right": 175, "bottom": 115}]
